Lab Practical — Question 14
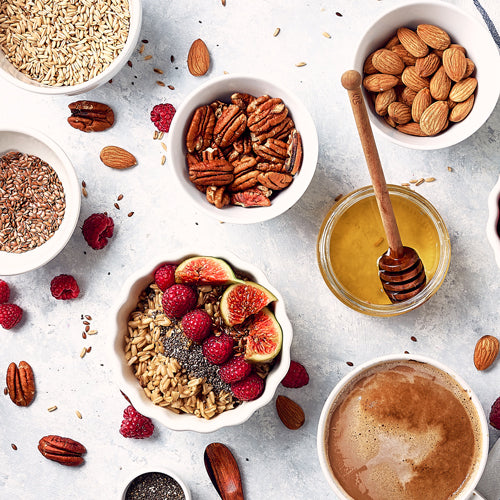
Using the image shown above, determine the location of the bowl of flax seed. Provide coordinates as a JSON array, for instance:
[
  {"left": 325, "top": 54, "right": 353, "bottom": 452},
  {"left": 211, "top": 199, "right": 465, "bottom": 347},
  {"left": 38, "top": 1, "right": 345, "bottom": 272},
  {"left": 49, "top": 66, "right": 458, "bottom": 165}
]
[{"left": 0, "top": 128, "right": 80, "bottom": 275}]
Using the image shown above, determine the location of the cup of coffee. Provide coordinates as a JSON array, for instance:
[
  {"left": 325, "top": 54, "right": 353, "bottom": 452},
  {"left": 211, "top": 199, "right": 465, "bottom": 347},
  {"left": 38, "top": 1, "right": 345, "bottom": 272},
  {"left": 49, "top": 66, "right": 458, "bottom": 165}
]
[{"left": 317, "top": 354, "right": 489, "bottom": 500}]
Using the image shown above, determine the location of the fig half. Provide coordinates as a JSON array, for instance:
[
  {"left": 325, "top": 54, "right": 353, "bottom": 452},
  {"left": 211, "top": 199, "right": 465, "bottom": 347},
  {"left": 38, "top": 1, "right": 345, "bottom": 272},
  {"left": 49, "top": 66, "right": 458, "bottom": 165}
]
[
  {"left": 244, "top": 308, "right": 282, "bottom": 363},
  {"left": 175, "top": 256, "right": 240, "bottom": 285}
]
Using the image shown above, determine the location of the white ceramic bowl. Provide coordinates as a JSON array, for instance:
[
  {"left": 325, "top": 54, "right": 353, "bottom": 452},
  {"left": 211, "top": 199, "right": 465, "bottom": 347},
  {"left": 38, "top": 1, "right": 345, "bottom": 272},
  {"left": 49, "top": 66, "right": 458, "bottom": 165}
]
[
  {"left": 487, "top": 174, "right": 500, "bottom": 268},
  {"left": 110, "top": 248, "right": 293, "bottom": 432},
  {"left": 167, "top": 74, "right": 318, "bottom": 224},
  {"left": 353, "top": 0, "right": 500, "bottom": 150},
  {"left": 0, "top": 128, "right": 81, "bottom": 275},
  {"left": 121, "top": 466, "right": 191, "bottom": 500},
  {"left": 0, "top": 0, "right": 142, "bottom": 96}
]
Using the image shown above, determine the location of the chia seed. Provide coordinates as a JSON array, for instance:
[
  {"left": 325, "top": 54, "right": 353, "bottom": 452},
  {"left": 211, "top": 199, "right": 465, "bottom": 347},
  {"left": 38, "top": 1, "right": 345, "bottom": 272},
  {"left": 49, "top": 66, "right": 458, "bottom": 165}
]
[{"left": 125, "top": 472, "right": 185, "bottom": 500}]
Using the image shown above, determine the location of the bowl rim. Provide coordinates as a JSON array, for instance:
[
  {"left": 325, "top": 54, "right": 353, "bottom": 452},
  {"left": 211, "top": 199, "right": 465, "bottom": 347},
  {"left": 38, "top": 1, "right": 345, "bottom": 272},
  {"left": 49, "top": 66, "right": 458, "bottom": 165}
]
[
  {"left": 0, "top": 126, "right": 81, "bottom": 275},
  {"left": 353, "top": 0, "right": 500, "bottom": 150},
  {"left": 109, "top": 247, "right": 293, "bottom": 433},
  {"left": 0, "top": 0, "right": 142, "bottom": 95},
  {"left": 486, "top": 174, "right": 500, "bottom": 268},
  {"left": 166, "top": 72, "right": 319, "bottom": 224}
]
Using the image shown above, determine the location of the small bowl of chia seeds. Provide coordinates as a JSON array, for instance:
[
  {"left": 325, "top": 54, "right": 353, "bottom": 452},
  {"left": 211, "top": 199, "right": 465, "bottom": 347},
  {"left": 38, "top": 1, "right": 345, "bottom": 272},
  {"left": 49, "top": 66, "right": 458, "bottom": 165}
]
[
  {"left": 0, "top": 128, "right": 81, "bottom": 275},
  {"left": 121, "top": 467, "right": 191, "bottom": 500}
]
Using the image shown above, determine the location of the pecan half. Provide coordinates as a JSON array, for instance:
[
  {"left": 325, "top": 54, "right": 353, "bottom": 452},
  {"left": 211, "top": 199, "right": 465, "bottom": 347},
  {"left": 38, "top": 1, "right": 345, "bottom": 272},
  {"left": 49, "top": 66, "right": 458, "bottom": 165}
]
[
  {"left": 188, "top": 156, "right": 234, "bottom": 186},
  {"left": 67, "top": 101, "right": 114, "bottom": 132},
  {"left": 206, "top": 186, "right": 230, "bottom": 209},
  {"left": 186, "top": 105, "right": 215, "bottom": 153},
  {"left": 6, "top": 361, "right": 35, "bottom": 407},
  {"left": 257, "top": 172, "right": 293, "bottom": 190},
  {"left": 256, "top": 162, "right": 284, "bottom": 172},
  {"left": 231, "top": 187, "right": 272, "bottom": 207},
  {"left": 213, "top": 105, "right": 247, "bottom": 148},
  {"left": 252, "top": 138, "right": 288, "bottom": 163},
  {"left": 231, "top": 92, "right": 256, "bottom": 110},
  {"left": 247, "top": 96, "right": 289, "bottom": 140},
  {"left": 229, "top": 170, "right": 260, "bottom": 192},
  {"left": 38, "top": 435, "right": 86, "bottom": 466},
  {"left": 210, "top": 100, "right": 228, "bottom": 119},
  {"left": 284, "top": 129, "right": 303, "bottom": 175}
]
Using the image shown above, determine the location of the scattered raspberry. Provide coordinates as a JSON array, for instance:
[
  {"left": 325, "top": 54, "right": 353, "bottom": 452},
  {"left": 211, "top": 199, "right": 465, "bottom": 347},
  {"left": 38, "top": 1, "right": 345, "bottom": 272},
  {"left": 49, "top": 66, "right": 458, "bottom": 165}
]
[
  {"left": 154, "top": 264, "right": 176, "bottom": 292},
  {"left": 181, "top": 309, "right": 212, "bottom": 343},
  {"left": 0, "top": 280, "right": 10, "bottom": 303},
  {"left": 82, "top": 213, "right": 114, "bottom": 250},
  {"left": 150, "top": 103, "right": 176, "bottom": 133},
  {"left": 50, "top": 274, "right": 80, "bottom": 300},
  {"left": 119, "top": 405, "right": 154, "bottom": 439},
  {"left": 490, "top": 396, "right": 500, "bottom": 430},
  {"left": 0, "top": 303, "right": 23, "bottom": 330},
  {"left": 202, "top": 333, "right": 234, "bottom": 365},
  {"left": 281, "top": 360, "right": 309, "bottom": 388},
  {"left": 231, "top": 373, "right": 264, "bottom": 401},
  {"left": 219, "top": 356, "right": 252, "bottom": 384},
  {"left": 161, "top": 284, "right": 196, "bottom": 319}
]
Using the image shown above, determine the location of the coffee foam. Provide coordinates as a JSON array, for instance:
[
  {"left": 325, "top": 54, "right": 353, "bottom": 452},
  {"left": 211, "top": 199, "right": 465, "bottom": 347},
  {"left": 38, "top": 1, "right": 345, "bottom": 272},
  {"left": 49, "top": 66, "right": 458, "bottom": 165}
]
[{"left": 325, "top": 360, "right": 483, "bottom": 500}]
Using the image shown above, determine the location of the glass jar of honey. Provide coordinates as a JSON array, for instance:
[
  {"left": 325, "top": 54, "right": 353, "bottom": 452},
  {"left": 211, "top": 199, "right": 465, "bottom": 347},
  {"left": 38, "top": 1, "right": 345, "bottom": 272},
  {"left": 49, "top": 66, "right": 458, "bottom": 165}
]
[{"left": 317, "top": 185, "right": 451, "bottom": 317}]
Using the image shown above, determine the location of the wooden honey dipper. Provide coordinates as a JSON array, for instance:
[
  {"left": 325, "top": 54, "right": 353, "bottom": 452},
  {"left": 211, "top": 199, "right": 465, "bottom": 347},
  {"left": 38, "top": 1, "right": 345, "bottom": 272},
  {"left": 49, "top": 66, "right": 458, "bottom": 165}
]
[{"left": 341, "top": 70, "right": 426, "bottom": 303}]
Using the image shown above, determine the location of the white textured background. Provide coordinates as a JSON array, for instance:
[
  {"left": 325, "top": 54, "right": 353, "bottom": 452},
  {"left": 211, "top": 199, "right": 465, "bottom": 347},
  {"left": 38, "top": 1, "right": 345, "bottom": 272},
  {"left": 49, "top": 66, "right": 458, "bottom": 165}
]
[{"left": 0, "top": 0, "right": 499, "bottom": 498}]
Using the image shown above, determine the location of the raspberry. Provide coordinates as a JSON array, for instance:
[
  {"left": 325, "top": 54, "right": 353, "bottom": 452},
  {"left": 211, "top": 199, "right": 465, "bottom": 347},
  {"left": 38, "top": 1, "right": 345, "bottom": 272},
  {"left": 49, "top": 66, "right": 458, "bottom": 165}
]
[
  {"left": 119, "top": 405, "right": 154, "bottom": 439},
  {"left": 0, "top": 279, "right": 10, "bottom": 303},
  {"left": 150, "top": 103, "right": 176, "bottom": 133},
  {"left": 82, "top": 213, "right": 114, "bottom": 250},
  {"left": 181, "top": 309, "right": 212, "bottom": 343},
  {"left": 281, "top": 360, "right": 309, "bottom": 388},
  {"left": 154, "top": 264, "right": 176, "bottom": 292},
  {"left": 219, "top": 356, "right": 252, "bottom": 384},
  {"left": 0, "top": 303, "right": 23, "bottom": 330},
  {"left": 231, "top": 373, "right": 264, "bottom": 401},
  {"left": 50, "top": 274, "right": 80, "bottom": 300},
  {"left": 202, "top": 333, "right": 234, "bottom": 365},
  {"left": 490, "top": 396, "right": 500, "bottom": 430},
  {"left": 161, "top": 284, "right": 196, "bottom": 318}
]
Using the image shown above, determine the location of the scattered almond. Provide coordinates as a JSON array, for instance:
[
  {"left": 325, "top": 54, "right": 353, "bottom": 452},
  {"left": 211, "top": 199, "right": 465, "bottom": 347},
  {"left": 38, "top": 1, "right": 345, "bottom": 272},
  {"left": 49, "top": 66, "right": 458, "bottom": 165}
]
[
  {"left": 276, "top": 395, "right": 305, "bottom": 430},
  {"left": 100, "top": 146, "right": 137, "bottom": 169},
  {"left": 187, "top": 39, "right": 210, "bottom": 76},
  {"left": 474, "top": 335, "right": 499, "bottom": 371}
]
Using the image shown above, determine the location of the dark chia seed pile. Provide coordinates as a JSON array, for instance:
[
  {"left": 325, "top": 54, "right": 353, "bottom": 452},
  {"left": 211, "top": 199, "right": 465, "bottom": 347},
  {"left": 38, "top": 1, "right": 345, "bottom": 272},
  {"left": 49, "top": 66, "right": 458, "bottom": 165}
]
[
  {"left": 125, "top": 472, "right": 185, "bottom": 500},
  {"left": 162, "top": 326, "right": 232, "bottom": 395}
]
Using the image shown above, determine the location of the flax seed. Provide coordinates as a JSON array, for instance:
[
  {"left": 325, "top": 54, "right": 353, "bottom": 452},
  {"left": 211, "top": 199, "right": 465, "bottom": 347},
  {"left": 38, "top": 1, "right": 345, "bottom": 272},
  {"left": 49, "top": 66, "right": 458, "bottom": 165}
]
[
  {"left": 139, "top": 44, "right": 145, "bottom": 54},
  {"left": 86, "top": 346, "right": 92, "bottom": 353},
  {"left": 83, "top": 321, "right": 90, "bottom": 325},
  {"left": 85, "top": 325, "right": 90, "bottom": 332},
  {"left": 415, "top": 178, "right": 424, "bottom": 186},
  {"left": 117, "top": 194, "right": 123, "bottom": 201},
  {"left": 144, "top": 55, "right": 152, "bottom": 60},
  {"left": 168, "top": 85, "right": 175, "bottom": 90},
  {"left": 82, "top": 181, "right": 86, "bottom": 188},
  {"left": 114, "top": 203, "right": 120, "bottom": 210},
  {"left": 323, "top": 32, "right": 331, "bottom": 38},
  {"left": 3, "top": 387, "right": 8, "bottom": 395},
  {"left": 128, "top": 212, "right": 134, "bottom": 217},
  {"left": 153, "top": 68, "right": 163, "bottom": 74},
  {"left": 11, "top": 443, "right": 17, "bottom": 450},
  {"left": 82, "top": 332, "right": 87, "bottom": 339},
  {"left": 85, "top": 315, "right": 92, "bottom": 320},
  {"left": 82, "top": 187, "right": 88, "bottom": 197},
  {"left": 156, "top": 81, "right": 165, "bottom": 87}
]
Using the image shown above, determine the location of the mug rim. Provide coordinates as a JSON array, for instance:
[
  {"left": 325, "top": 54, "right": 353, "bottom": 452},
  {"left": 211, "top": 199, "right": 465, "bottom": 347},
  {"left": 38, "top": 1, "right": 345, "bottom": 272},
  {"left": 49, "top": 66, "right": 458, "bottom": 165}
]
[{"left": 316, "top": 353, "right": 489, "bottom": 499}]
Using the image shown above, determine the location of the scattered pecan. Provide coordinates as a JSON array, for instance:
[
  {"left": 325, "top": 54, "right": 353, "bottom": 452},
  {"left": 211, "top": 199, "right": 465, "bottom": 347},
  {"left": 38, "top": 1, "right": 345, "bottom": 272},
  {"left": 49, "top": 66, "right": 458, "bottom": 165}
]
[
  {"left": 67, "top": 101, "right": 114, "bottom": 132},
  {"left": 38, "top": 435, "right": 86, "bottom": 466},
  {"left": 284, "top": 129, "right": 303, "bottom": 175},
  {"left": 186, "top": 105, "right": 215, "bottom": 153},
  {"left": 257, "top": 171, "right": 293, "bottom": 190},
  {"left": 213, "top": 105, "right": 247, "bottom": 148},
  {"left": 231, "top": 187, "right": 272, "bottom": 207},
  {"left": 6, "top": 361, "right": 35, "bottom": 407},
  {"left": 206, "top": 186, "right": 230, "bottom": 208}
]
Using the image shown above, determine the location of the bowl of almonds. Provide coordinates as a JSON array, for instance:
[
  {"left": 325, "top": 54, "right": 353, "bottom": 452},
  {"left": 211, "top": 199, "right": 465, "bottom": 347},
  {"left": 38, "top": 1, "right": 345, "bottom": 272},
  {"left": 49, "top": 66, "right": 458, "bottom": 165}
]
[
  {"left": 354, "top": 1, "right": 500, "bottom": 149},
  {"left": 167, "top": 73, "right": 318, "bottom": 223}
]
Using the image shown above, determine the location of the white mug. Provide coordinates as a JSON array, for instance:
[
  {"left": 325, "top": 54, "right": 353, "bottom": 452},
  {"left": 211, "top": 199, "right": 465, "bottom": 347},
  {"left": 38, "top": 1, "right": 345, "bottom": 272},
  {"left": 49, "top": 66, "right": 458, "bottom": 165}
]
[{"left": 317, "top": 354, "right": 489, "bottom": 500}]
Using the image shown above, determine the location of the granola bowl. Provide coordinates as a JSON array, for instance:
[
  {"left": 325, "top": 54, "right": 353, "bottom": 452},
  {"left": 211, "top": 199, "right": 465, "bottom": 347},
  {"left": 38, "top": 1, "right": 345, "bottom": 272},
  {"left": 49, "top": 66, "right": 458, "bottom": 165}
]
[
  {"left": 0, "top": 0, "right": 142, "bottom": 95},
  {"left": 110, "top": 248, "right": 293, "bottom": 433},
  {"left": 353, "top": 1, "right": 500, "bottom": 150},
  {"left": 167, "top": 73, "right": 318, "bottom": 224},
  {"left": 0, "top": 128, "right": 81, "bottom": 275},
  {"left": 487, "top": 174, "right": 500, "bottom": 268}
]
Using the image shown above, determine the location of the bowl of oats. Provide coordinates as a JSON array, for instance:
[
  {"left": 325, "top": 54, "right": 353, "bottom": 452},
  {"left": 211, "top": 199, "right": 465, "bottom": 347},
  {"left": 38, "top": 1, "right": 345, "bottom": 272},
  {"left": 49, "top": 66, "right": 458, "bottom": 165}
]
[
  {"left": 0, "top": 128, "right": 80, "bottom": 275},
  {"left": 111, "top": 249, "right": 293, "bottom": 432},
  {"left": 0, "top": 0, "right": 141, "bottom": 95}
]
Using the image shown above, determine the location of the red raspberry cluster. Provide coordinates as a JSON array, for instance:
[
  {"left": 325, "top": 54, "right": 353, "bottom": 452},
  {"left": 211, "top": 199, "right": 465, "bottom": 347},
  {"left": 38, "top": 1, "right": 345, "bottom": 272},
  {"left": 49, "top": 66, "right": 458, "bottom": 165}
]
[{"left": 0, "top": 280, "right": 23, "bottom": 330}]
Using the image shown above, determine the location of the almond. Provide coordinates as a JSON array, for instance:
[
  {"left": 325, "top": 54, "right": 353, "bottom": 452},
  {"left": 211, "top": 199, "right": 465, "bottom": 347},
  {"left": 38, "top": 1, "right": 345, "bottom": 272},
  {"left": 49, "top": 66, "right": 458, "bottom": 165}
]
[
  {"left": 442, "top": 48, "right": 467, "bottom": 82},
  {"left": 430, "top": 66, "right": 451, "bottom": 101},
  {"left": 363, "top": 51, "right": 379, "bottom": 75},
  {"left": 416, "top": 24, "right": 451, "bottom": 50},
  {"left": 388, "top": 102, "right": 411, "bottom": 124},
  {"left": 447, "top": 97, "right": 457, "bottom": 109},
  {"left": 100, "top": 146, "right": 137, "bottom": 169},
  {"left": 449, "top": 94, "right": 475, "bottom": 122},
  {"left": 363, "top": 74, "right": 399, "bottom": 92},
  {"left": 372, "top": 49, "right": 405, "bottom": 75},
  {"left": 401, "top": 66, "right": 429, "bottom": 92},
  {"left": 276, "top": 395, "right": 305, "bottom": 430},
  {"left": 396, "top": 122, "right": 427, "bottom": 136},
  {"left": 463, "top": 58, "right": 475, "bottom": 79},
  {"left": 415, "top": 52, "right": 441, "bottom": 77},
  {"left": 449, "top": 43, "right": 466, "bottom": 54},
  {"left": 397, "top": 27, "right": 429, "bottom": 58},
  {"left": 420, "top": 100, "right": 449, "bottom": 136},
  {"left": 384, "top": 115, "right": 397, "bottom": 128},
  {"left": 473, "top": 335, "right": 499, "bottom": 371},
  {"left": 391, "top": 44, "right": 417, "bottom": 66},
  {"left": 412, "top": 88, "right": 432, "bottom": 122},
  {"left": 449, "top": 77, "right": 477, "bottom": 102},
  {"left": 375, "top": 88, "right": 397, "bottom": 116},
  {"left": 399, "top": 86, "right": 417, "bottom": 107},
  {"left": 385, "top": 35, "right": 400, "bottom": 50},
  {"left": 187, "top": 38, "right": 210, "bottom": 76}
]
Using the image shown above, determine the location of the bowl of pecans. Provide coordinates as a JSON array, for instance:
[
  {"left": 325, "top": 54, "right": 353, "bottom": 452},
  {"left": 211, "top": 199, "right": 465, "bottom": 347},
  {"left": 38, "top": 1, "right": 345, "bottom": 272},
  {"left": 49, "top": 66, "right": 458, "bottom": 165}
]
[
  {"left": 0, "top": 0, "right": 142, "bottom": 95},
  {"left": 353, "top": 1, "right": 500, "bottom": 149},
  {"left": 167, "top": 73, "right": 318, "bottom": 223},
  {"left": 111, "top": 249, "right": 293, "bottom": 432},
  {"left": 0, "top": 128, "right": 81, "bottom": 275}
]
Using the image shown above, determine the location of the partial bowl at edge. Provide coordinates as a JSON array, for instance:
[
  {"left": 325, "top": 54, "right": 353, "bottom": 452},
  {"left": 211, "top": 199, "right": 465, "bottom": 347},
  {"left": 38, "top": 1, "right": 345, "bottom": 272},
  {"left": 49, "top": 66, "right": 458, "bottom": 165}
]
[{"left": 486, "top": 174, "right": 500, "bottom": 268}]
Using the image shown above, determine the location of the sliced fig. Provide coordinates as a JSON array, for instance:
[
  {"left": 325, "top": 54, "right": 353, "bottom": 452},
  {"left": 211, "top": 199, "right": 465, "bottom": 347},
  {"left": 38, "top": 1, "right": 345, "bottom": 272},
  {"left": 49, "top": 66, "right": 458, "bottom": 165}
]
[
  {"left": 175, "top": 256, "right": 240, "bottom": 285},
  {"left": 220, "top": 281, "right": 277, "bottom": 326},
  {"left": 244, "top": 308, "right": 282, "bottom": 363}
]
